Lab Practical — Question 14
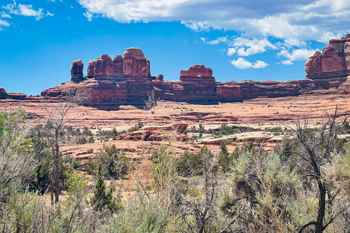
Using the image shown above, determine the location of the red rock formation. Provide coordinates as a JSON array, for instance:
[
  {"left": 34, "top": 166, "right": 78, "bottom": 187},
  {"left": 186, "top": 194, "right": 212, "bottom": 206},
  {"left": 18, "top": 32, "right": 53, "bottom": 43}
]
[
  {"left": 180, "top": 65, "right": 213, "bottom": 80},
  {"left": 306, "top": 35, "right": 350, "bottom": 80},
  {"left": 123, "top": 48, "right": 150, "bottom": 78},
  {"left": 7, "top": 93, "right": 26, "bottom": 100},
  {"left": 74, "top": 79, "right": 128, "bottom": 109},
  {"left": 43, "top": 48, "right": 155, "bottom": 108},
  {"left": 177, "top": 65, "right": 217, "bottom": 103},
  {"left": 217, "top": 84, "right": 242, "bottom": 102},
  {"left": 0, "top": 88, "right": 7, "bottom": 99},
  {"left": 41, "top": 35, "right": 350, "bottom": 109},
  {"left": 71, "top": 60, "right": 84, "bottom": 83}
]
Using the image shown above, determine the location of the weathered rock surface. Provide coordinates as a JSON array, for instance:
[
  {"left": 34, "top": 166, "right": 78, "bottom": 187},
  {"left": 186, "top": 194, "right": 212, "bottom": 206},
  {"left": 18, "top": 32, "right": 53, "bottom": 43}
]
[
  {"left": 7, "top": 93, "right": 27, "bottom": 100},
  {"left": 306, "top": 34, "right": 350, "bottom": 81},
  {"left": 71, "top": 60, "right": 84, "bottom": 83},
  {"left": 43, "top": 48, "right": 154, "bottom": 109},
  {"left": 0, "top": 88, "right": 7, "bottom": 99},
  {"left": 40, "top": 35, "right": 350, "bottom": 108}
]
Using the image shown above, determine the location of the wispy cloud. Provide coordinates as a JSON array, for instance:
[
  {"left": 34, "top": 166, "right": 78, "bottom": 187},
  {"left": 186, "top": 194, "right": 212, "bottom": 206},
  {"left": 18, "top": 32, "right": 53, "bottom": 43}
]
[
  {"left": 0, "top": 19, "right": 10, "bottom": 29},
  {"left": 3, "top": 3, "right": 53, "bottom": 20},
  {"left": 231, "top": 57, "right": 269, "bottom": 70},
  {"left": 279, "top": 48, "right": 315, "bottom": 65},
  {"left": 227, "top": 37, "right": 277, "bottom": 57}
]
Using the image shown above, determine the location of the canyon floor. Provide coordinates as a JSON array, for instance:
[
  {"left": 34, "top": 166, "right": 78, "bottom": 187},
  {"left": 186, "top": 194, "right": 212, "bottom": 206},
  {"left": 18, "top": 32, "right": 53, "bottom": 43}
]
[{"left": 1, "top": 90, "right": 349, "bottom": 198}]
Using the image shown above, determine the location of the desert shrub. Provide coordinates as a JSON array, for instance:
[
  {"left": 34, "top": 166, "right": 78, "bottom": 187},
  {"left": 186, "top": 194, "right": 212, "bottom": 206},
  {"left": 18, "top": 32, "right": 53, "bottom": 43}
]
[
  {"left": 91, "top": 167, "right": 122, "bottom": 213},
  {"left": 176, "top": 151, "right": 204, "bottom": 177},
  {"left": 221, "top": 151, "right": 304, "bottom": 233},
  {"left": 96, "top": 145, "right": 129, "bottom": 179},
  {"left": 151, "top": 146, "right": 177, "bottom": 191},
  {"left": 198, "top": 123, "right": 205, "bottom": 138},
  {"left": 218, "top": 143, "right": 233, "bottom": 173},
  {"left": 28, "top": 129, "right": 52, "bottom": 194},
  {"left": 128, "top": 122, "right": 144, "bottom": 133},
  {"left": 108, "top": 196, "right": 169, "bottom": 233},
  {"left": 176, "top": 147, "right": 215, "bottom": 178},
  {"left": 213, "top": 124, "right": 255, "bottom": 137},
  {"left": 0, "top": 110, "right": 35, "bottom": 203},
  {"left": 97, "top": 128, "right": 119, "bottom": 141}
]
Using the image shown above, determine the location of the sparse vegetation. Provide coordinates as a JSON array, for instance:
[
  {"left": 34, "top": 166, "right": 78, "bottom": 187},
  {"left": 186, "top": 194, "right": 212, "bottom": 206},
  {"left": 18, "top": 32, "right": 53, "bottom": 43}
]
[
  {"left": 1, "top": 109, "right": 350, "bottom": 233},
  {"left": 94, "top": 144, "right": 129, "bottom": 179}
]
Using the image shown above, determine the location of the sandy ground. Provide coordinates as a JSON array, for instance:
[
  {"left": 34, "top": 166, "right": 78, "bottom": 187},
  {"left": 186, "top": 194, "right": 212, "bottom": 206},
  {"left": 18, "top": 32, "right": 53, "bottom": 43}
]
[{"left": 1, "top": 90, "right": 349, "bottom": 197}]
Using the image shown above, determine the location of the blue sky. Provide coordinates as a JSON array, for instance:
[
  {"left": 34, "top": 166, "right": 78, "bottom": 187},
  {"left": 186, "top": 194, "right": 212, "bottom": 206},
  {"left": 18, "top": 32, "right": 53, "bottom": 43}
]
[{"left": 0, "top": 0, "right": 348, "bottom": 95}]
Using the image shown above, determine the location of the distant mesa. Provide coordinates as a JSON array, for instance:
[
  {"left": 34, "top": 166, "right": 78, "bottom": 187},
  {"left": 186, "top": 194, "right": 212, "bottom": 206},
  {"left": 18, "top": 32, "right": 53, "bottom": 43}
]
[{"left": 5, "top": 35, "right": 350, "bottom": 109}]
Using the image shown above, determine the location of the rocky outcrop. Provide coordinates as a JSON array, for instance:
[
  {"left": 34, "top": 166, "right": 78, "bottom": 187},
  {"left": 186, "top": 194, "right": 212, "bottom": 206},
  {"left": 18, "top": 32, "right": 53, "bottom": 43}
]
[
  {"left": 7, "top": 93, "right": 26, "bottom": 100},
  {"left": 40, "top": 35, "right": 350, "bottom": 109},
  {"left": 42, "top": 48, "right": 155, "bottom": 109},
  {"left": 217, "top": 84, "right": 242, "bottom": 102},
  {"left": 0, "top": 88, "right": 7, "bottom": 99},
  {"left": 71, "top": 60, "right": 84, "bottom": 83},
  {"left": 74, "top": 79, "right": 128, "bottom": 109},
  {"left": 123, "top": 49, "right": 150, "bottom": 78},
  {"left": 306, "top": 34, "right": 350, "bottom": 81},
  {"left": 155, "top": 65, "right": 218, "bottom": 103}
]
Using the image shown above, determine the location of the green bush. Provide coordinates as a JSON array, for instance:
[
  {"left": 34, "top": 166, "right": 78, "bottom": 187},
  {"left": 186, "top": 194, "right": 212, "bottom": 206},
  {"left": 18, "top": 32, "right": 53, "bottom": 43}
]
[
  {"left": 97, "top": 145, "right": 129, "bottom": 179},
  {"left": 176, "top": 148, "right": 214, "bottom": 177},
  {"left": 218, "top": 143, "right": 233, "bottom": 173},
  {"left": 91, "top": 167, "right": 122, "bottom": 213}
]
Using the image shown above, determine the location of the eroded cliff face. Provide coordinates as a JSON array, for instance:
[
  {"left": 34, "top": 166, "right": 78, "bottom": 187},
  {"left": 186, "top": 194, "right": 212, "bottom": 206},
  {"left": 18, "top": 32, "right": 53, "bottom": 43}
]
[
  {"left": 43, "top": 48, "right": 154, "bottom": 109},
  {"left": 40, "top": 35, "right": 350, "bottom": 108},
  {"left": 71, "top": 60, "right": 84, "bottom": 83},
  {"left": 306, "top": 34, "right": 350, "bottom": 81}
]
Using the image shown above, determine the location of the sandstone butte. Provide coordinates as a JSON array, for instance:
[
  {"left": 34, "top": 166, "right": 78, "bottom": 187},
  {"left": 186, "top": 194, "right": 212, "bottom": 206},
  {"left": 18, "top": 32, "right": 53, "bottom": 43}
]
[{"left": 3, "top": 34, "right": 350, "bottom": 108}]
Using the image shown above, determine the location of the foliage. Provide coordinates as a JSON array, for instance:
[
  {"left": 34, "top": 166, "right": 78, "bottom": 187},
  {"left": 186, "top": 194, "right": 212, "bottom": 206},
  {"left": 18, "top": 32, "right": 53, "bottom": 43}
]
[
  {"left": 151, "top": 146, "right": 177, "bottom": 191},
  {"left": 91, "top": 167, "right": 122, "bottom": 213},
  {"left": 218, "top": 143, "right": 232, "bottom": 173},
  {"left": 0, "top": 110, "right": 34, "bottom": 203},
  {"left": 176, "top": 150, "right": 205, "bottom": 177},
  {"left": 2, "top": 109, "right": 350, "bottom": 233},
  {"left": 96, "top": 145, "right": 129, "bottom": 179}
]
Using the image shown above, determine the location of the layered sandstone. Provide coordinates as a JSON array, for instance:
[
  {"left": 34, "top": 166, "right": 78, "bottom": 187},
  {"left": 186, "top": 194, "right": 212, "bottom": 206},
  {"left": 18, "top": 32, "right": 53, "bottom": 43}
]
[
  {"left": 171, "top": 65, "right": 218, "bottom": 103},
  {"left": 71, "top": 60, "right": 84, "bottom": 83},
  {"left": 306, "top": 34, "right": 350, "bottom": 81},
  {"left": 40, "top": 34, "right": 350, "bottom": 109},
  {"left": 43, "top": 48, "right": 154, "bottom": 109}
]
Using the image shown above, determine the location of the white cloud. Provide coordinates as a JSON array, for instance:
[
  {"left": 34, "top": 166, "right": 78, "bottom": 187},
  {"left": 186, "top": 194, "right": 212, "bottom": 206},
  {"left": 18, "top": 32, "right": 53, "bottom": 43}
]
[
  {"left": 202, "top": 36, "right": 228, "bottom": 45},
  {"left": 228, "top": 37, "right": 277, "bottom": 57},
  {"left": 78, "top": 0, "right": 350, "bottom": 43},
  {"left": 231, "top": 57, "right": 269, "bottom": 69},
  {"left": 83, "top": 11, "right": 93, "bottom": 22},
  {"left": 279, "top": 48, "right": 315, "bottom": 65},
  {"left": 2, "top": 3, "right": 53, "bottom": 21},
  {"left": 0, "top": 19, "right": 10, "bottom": 29},
  {"left": 227, "top": 47, "right": 236, "bottom": 56}
]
